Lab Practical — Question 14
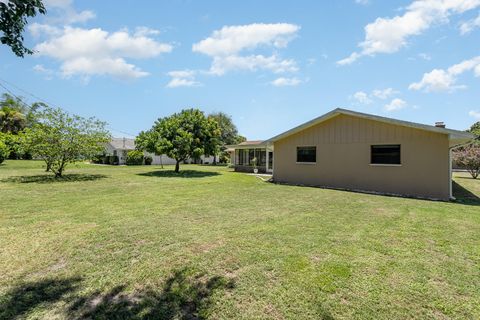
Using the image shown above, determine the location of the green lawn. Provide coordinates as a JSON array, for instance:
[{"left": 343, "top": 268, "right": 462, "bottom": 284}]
[{"left": 1, "top": 160, "right": 479, "bottom": 319}]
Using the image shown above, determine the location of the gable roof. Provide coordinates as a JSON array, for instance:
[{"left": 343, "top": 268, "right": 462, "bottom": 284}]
[
  {"left": 108, "top": 138, "right": 135, "bottom": 150},
  {"left": 266, "top": 108, "right": 474, "bottom": 147}
]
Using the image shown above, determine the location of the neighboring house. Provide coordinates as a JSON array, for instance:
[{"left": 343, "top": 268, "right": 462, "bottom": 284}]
[
  {"left": 106, "top": 138, "right": 216, "bottom": 165},
  {"left": 227, "top": 108, "right": 473, "bottom": 200}
]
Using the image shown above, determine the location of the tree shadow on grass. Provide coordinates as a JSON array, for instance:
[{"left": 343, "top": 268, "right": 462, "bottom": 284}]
[
  {"left": 0, "top": 269, "right": 234, "bottom": 320},
  {"left": 0, "top": 277, "right": 82, "bottom": 320},
  {"left": 69, "top": 267, "right": 235, "bottom": 319},
  {"left": 452, "top": 181, "right": 480, "bottom": 206},
  {"left": 1, "top": 173, "right": 108, "bottom": 184},
  {"left": 138, "top": 170, "right": 220, "bottom": 179}
]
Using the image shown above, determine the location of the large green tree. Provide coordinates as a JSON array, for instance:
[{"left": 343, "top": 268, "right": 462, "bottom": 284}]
[
  {"left": 24, "top": 106, "right": 111, "bottom": 177},
  {"left": 0, "top": 0, "right": 46, "bottom": 57},
  {"left": 0, "top": 93, "right": 40, "bottom": 133},
  {"left": 208, "top": 112, "right": 245, "bottom": 164},
  {"left": 0, "top": 93, "right": 41, "bottom": 159},
  {"left": 0, "top": 133, "right": 9, "bottom": 163},
  {"left": 137, "top": 109, "right": 220, "bottom": 173},
  {"left": 468, "top": 121, "right": 480, "bottom": 141}
]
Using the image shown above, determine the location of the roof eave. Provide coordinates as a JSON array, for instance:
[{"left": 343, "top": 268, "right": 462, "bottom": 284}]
[{"left": 266, "top": 108, "right": 475, "bottom": 143}]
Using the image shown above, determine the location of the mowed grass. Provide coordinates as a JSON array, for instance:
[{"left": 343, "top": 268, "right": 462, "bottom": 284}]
[{"left": 0, "top": 160, "right": 479, "bottom": 319}]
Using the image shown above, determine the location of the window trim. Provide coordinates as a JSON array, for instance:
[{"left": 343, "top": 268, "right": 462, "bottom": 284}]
[
  {"left": 370, "top": 144, "right": 401, "bottom": 166},
  {"left": 296, "top": 145, "right": 317, "bottom": 164},
  {"left": 369, "top": 163, "right": 402, "bottom": 167}
]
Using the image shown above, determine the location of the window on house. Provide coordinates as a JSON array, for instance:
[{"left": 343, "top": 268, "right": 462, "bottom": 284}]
[
  {"left": 296, "top": 146, "right": 316, "bottom": 163},
  {"left": 371, "top": 145, "right": 401, "bottom": 165}
]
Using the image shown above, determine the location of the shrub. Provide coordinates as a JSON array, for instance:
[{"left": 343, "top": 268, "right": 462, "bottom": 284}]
[
  {"left": 126, "top": 150, "right": 144, "bottom": 165},
  {"left": 144, "top": 155, "right": 153, "bottom": 165},
  {"left": 0, "top": 140, "right": 9, "bottom": 164},
  {"left": 91, "top": 154, "right": 105, "bottom": 164},
  {"left": 219, "top": 152, "right": 230, "bottom": 164},
  {"left": 108, "top": 155, "right": 119, "bottom": 165}
]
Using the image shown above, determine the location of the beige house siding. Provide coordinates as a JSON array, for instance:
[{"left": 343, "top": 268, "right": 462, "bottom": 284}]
[{"left": 273, "top": 114, "right": 450, "bottom": 200}]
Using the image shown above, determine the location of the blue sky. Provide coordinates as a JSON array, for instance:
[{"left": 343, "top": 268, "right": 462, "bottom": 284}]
[{"left": 1, "top": 0, "right": 480, "bottom": 139}]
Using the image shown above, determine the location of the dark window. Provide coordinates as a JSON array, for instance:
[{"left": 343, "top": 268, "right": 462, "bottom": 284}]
[
  {"left": 371, "top": 145, "right": 401, "bottom": 165},
  {"left": 297, "top": 146, "right": 316, "bottom": 163}
]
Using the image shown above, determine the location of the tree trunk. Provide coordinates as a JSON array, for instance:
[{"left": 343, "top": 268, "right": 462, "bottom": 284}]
[
  {"left": 55, "top": 158, "right": 66, "bottom": 178},
  {"left": 45, "top": 161, "right": 51, "bottom": 172},
  {"left": 175, "top": 160, "right": 180, "bottom": 173},
  {"left": 213, "top": 155, "right": 217, "bottom": 165}
]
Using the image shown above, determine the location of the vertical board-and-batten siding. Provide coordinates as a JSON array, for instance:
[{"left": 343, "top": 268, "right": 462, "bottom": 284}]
[{"left": 273, "top": 114, "right": 450, "bottom": 200}]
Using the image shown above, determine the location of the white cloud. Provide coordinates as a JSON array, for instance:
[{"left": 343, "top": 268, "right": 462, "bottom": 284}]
[
  {"left": 468, "top": 110, "right": 480, "bottom": 120},
  {"left": 469, "top": 110, "right": 480, "bottom": 119},
  {"left": 29, "top": 23, "right": 63, "bottom": 38},
  {"left": 34, "top": 27, "right": 173, "bottom": 80},
  {"left": 355, "top": 0, "right": 370, "bottom": 5},
  {"left": 352, "top": 88, "right": 398, "bottom": 104},
  {"left": 460, "top": 12, "right": 480, "bottom": 34},
  {"left": 209, "top": 54, "right": 297, "bottom": 76},
  {"left": 409, "top": 56, "right": 480, "bottom": 92},
  {"left": 337, "top": 52, "right": 361, "bottom": 66},
  {"left": 193, "top": 23, "right": 299, "bottom": 56},
  {"left": 192, "top": 23, "right": 300, "bottom": 76},
  {"left": 384, "top": 98, "right": 407, "bottom": 112},
  {"left": 33, "top": 64, "right": 55, "bottom": 80},
  {"left": 134, "top": 27, "right": 161, "bottom": 37},
  {"left": 271, "top": 77, "right": 301, "bottom": 86},
  {"left": 418, "top": 52, "right": 431, "bottom": 60},
  {"left": 353, "top": 91, "right": 372, "bottom": 104},
  {"left": 166, "top": 70, "right": 200, "bottom": 88},
  {"left": 338, "top": 0, "right": 480, "bottom": 65},
  {"left": 44, "top": 0, "right": 95, "bottom": 24},
  {"left": 372, "top": 87, "right": 398, "bottom": 99}
]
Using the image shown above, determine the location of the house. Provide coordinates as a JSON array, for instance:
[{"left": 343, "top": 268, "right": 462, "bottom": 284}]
[
  {"left": 106, "top": 138, "right": 216, "bottom": 165},
  {"left": 227, "top": 108, "right": 474, "bottom": 200}
]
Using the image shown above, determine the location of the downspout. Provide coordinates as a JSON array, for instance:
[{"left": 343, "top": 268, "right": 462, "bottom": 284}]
[{"left": 448, "top": 147, "right": 453, "bottom": 200}]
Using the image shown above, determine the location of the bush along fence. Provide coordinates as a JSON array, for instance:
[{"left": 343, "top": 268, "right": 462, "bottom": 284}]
[
  {"left": 91, "top": 152, "right": 152, "bottom": 166},
  {"left": 91, "top": 155, "right": 119, "bottom": 165}
]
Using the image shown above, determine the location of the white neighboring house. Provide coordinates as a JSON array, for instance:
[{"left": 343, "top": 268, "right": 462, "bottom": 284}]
[{"left": 105, "top": 138, "right": 216, "bottom": 165}]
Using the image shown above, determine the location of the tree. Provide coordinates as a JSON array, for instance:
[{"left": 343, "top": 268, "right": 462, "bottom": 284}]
[
  {"left": 0, "top": 94, "right": 41, "bottom": 159},
  {"left": 208, "top": 112, "right": 244, "bottom": 164},
  {"left": 453, "top": 144, "right": 480, "bottom": 179},
  {"left": 468, "top": 121, "right": 480, "bottom": 140},
  {"left": 136, "top": 129, "right": 163, "bottom": 168},
  {"left": 0, "top": 134, "right": 9, "bottom": 164},
  {"left": 0, "top": 0, "right": 46, "bottom": 57},
  {"left": 0, "top": 93, "right": 39, "bottom": 134},
  {"left": 24, "top": 106, "right": 111, "bottom": 177},
  {"left": 138, "top": 109, "right": 220, "bottom": 173}
]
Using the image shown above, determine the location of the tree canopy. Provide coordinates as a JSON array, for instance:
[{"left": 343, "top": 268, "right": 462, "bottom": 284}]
[
  {"left": 468, "top": 121, "right": 480, "bottom": 141},
  {"left": 136, "top": 109, "right": 220, "bottom": 172},
  {"left": 0, "top": 0, "right": 46, "bottom": 57},
  {"left": 208, "top": 112, "right": 245, "bottom": 164},
  {"left": 453, "top": 144, "right": 480, "bottom": 179},
  {"left": 0, "top": 93, "right": 41, "bottom": 159},
  {"left": 208, "top": 112, "right": 244, "bottom": 146},
  {"left": 24, "top": 106, "right": 111, "bottom": 177},
  {"left": 0, "top": 134, "right": 9, "bottom": 163}
]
